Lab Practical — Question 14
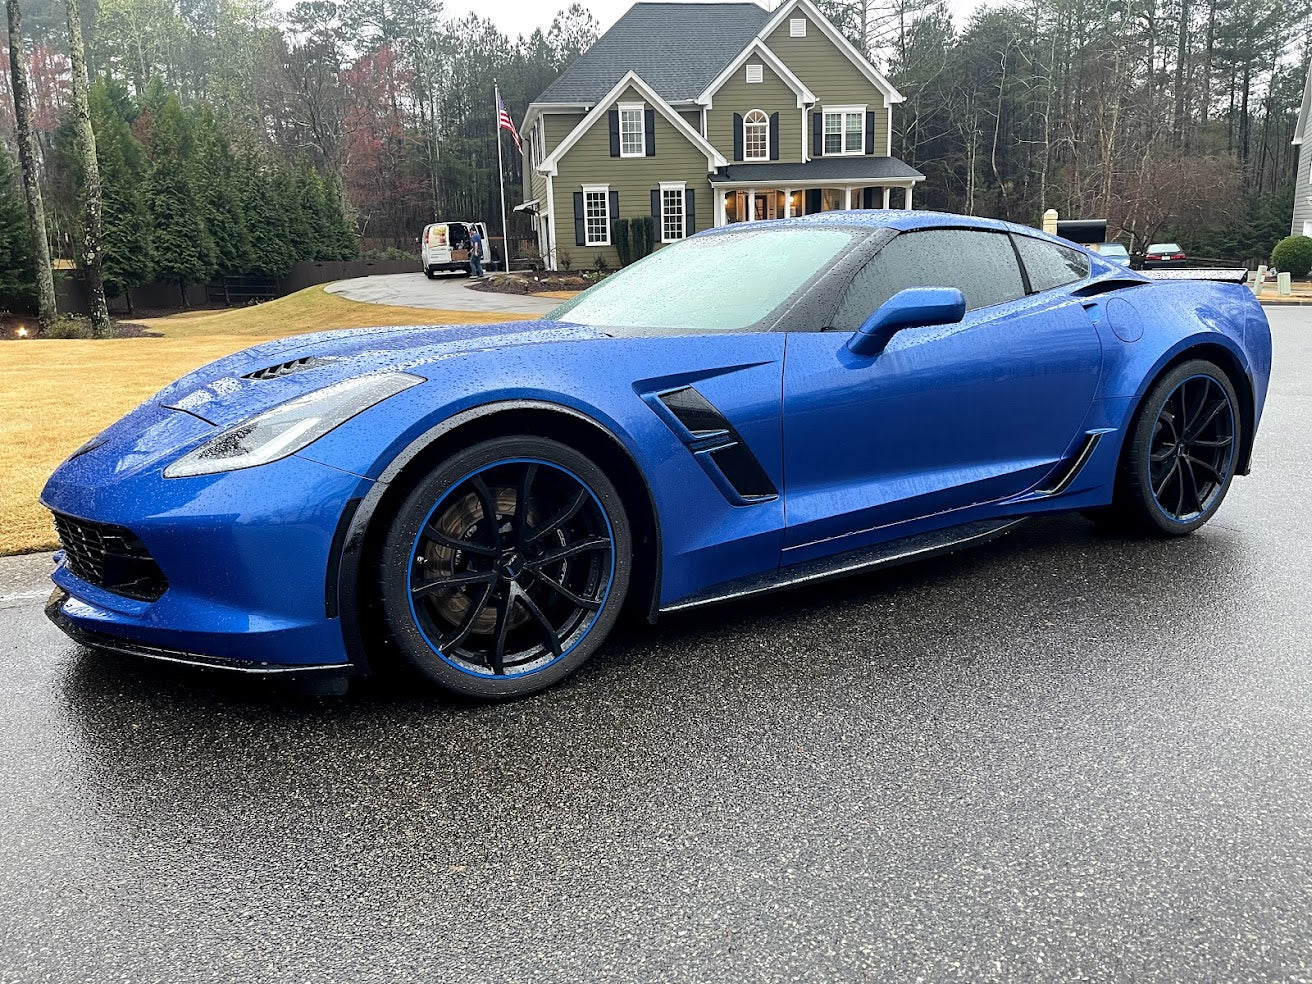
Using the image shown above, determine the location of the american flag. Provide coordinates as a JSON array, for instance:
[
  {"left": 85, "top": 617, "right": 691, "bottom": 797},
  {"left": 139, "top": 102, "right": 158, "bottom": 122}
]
[{"left": 496, "top": 90, "right": 521, "bottom": 151}]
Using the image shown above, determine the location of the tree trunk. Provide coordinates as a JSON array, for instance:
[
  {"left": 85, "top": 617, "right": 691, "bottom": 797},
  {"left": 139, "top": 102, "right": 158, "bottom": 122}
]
[
  {"left": 5, "top": 0, "right": 57, "bottom": 331},
  {"left": 63, "top": 0, "right": 112, "bottom": 337}
]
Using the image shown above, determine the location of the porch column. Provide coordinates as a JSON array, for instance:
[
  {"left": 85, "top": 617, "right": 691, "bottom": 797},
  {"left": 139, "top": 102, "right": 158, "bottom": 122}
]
[
  {"left": 905, "top": 184, "right": 914, "bottom": 209},
  {"left": 715, "top": 189, "right": 727, "bottom": 227},
  {"left": 882, "top": 186, "right": 891, "bottom": 209},
  {"left": 843, "top": 186, "right": 852, "bottom": 209},
  {"left": 747, "top": 189, "right": 757, "bottom": 221},
  {"left": 784, "top": 188, "right": 794, "bottom": 218}
]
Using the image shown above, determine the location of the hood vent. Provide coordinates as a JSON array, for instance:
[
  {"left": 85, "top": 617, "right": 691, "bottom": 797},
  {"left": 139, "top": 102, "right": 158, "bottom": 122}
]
[{"left": 242, "top": 356, "right": 330, "bottom": 381}]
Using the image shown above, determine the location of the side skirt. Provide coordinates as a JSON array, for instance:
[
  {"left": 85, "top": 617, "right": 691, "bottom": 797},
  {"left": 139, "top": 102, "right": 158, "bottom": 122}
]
[{"left": 660, "top": 516, "right": 1027, "bottom": 613}]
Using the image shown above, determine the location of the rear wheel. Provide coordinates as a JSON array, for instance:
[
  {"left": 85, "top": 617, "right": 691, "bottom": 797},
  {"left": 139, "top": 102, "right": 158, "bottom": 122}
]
[
  {"left": 377, "top": 436, "right": 632, "bottom": 698},
  {"left": 424, "top": 267, "right": 436, "bottom": 280},
  {"left": 1105, "top": 359, "right": 1240, "bottom": 536}
]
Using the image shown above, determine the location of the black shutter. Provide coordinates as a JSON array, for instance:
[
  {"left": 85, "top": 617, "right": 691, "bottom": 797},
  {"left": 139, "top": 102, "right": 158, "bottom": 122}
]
[
  {"left": 865, "top": 111, "right": 876, "bottom": 155},
  {"left": 805, "top": 189, "right": 821, "bottom": 214},
  {"left": 812, "top": 112, "right": 823, "bottom": 157},
  {"left": 769, "top": 112, "right": 780, "bottom": 161},
  {"left": 651, "top": 188, "right": 661, "bottom": 231},
  {"left": 733, "top": 113, "right": 744, "bottom": 162},
  {"left": 609, "top": 191, "right": 619, "bottom": 234},
  {"left": 608, "top": 110, "right": 620, "bottom": 157},
  {"left": 644, "top": 109, "right": 656, "bottom": 156},
  {"left": 573, "top": 192, "right": 585, "bottom": 245},
  {"left": 685, "top": 189, "right": 695, "bottom": 233}
]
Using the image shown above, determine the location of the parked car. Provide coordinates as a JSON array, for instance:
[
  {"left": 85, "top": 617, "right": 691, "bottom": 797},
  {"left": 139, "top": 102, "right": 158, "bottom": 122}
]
[
  {"left": 42, "top": 212, "right": 1271, "bottom": 699},
  {"left": 1142, "top": 242, "right": 1188, "bottom": 269},
  {"left": 1099, "top": 242, "right": 1132, "bottom": 266},
  {"left": 421, "top": 221, "right": 490, "bottom": 278}
]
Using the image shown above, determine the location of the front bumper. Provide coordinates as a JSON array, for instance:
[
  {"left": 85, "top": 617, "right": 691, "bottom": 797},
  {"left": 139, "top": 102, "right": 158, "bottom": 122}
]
[{"left": 42, "top": 412, "right": 373, "bottom": 672}]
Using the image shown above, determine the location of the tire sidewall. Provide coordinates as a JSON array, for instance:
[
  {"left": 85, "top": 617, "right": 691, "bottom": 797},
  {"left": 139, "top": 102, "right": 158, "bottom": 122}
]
[
  {"left": 377, "top": 436, "right": 632, "bottom": 699},
  {"left": 1126, "top": 359, "right": 1240, "bottom": 535}
]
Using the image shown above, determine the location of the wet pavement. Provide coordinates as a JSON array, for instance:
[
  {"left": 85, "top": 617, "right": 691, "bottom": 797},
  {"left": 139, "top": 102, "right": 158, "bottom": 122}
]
[
  {"left": 1, "top": 310, "right": 1309, "bottom": 982},
  {"left": 325, "top": 272, "right": 561, "bottom": 316}
]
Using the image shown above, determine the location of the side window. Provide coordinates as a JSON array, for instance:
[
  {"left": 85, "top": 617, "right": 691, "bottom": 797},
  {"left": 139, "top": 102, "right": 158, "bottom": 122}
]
[
  {"left": 1013, "top": 235, "right": 1090, "bottom": 292},
  {"left": 833, "top": 229, "right": 1026, "bottom": 329}
]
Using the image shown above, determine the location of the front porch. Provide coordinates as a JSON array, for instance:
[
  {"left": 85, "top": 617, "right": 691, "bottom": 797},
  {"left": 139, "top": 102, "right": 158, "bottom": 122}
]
[{"left": 708, "top": 156, "right": 925, "bottom": 225}]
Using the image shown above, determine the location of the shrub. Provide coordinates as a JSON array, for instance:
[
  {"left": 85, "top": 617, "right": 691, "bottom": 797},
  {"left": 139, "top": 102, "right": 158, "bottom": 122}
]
[
  {"left": 42, "top": 316, "right": 97, "bottom": 339},
  {"left": 559, "top": 252, "right": 572, "bottom": 271},
  {"left": 611, "top": 218, "right": 633, "bottom": 266},
  {"left": 595, "top": 254, "right": 610, "bottom": 273},
  {"left": 1271, "top": 235, "right": 1312, "bottom": 277}
]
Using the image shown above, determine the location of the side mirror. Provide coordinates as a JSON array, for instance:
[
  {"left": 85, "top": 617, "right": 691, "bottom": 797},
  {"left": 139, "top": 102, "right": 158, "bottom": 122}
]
[{"left": 846, "top": 287, "right": 966, "bottom": 357}]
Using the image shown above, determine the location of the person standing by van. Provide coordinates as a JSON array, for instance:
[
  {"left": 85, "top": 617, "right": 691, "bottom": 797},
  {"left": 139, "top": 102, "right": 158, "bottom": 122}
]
[{"left": 469, "top": 226, "right": 485, "bottom": 278}]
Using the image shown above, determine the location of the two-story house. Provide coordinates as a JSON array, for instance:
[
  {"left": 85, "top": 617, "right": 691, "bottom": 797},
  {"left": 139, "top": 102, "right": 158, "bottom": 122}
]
[{"left": 518, "top": 0, "right": 924, "bottom": 270}]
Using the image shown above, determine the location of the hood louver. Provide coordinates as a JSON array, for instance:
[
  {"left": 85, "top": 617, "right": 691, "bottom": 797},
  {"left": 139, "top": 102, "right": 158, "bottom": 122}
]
[{"left": 242, "top": 356, "right": 330, "bottom": 381}]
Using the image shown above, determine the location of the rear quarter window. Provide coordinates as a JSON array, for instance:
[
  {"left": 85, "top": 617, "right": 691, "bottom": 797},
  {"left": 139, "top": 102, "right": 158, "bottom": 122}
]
[{"left": 1012, "top": 236, "right": 1090, "bottom": 292}]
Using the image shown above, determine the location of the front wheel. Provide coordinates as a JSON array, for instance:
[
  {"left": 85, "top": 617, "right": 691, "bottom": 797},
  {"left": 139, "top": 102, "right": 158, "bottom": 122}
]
[
  {"left": 1108, "top": 359, "right": 1241, "bottom": 536},
  {"left": 377, "top": 436, "right": 632, "bottom": 699}
]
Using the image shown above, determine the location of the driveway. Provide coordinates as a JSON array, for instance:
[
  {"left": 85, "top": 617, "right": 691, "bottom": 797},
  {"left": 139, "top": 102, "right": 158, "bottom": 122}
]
[
  {"left": 326, "top": 272, "right": 561, "bottom": 317},
  {"left": 1, "top": 310, "right": 1309, "bottom": 982}
]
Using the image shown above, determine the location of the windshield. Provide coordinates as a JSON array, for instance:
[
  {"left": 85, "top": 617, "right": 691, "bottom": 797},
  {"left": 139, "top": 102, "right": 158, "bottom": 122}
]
[
  {"left": 547, "top": 227, "right": 856, "bottom": 332},
  {"left": 1101, "top": 244, "right": 1128, "bottom": 255},
  {"left": 1148, "top": 243, "right": 1181, "bottom": 253}
]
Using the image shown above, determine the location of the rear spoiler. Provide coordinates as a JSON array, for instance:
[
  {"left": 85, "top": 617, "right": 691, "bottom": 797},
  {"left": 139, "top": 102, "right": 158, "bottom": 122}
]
[{"left": 1140, "top": 268, "right": 1248, "bottom": 284}]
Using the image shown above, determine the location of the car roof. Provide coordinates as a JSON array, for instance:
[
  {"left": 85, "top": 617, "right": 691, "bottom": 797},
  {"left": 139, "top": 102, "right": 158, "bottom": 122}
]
[{"left": 700, "top": 209, "right": 1091, "bottom": 249}]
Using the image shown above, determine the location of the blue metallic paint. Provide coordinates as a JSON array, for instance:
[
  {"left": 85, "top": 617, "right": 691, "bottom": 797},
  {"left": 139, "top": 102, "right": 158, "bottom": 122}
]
[{"left": 41, "top": 211, "right": 1272, "bottom": 675}]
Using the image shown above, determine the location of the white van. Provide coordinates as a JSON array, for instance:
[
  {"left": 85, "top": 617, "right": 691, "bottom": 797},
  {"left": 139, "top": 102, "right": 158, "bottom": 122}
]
[{"left": 421, "top": 221, "right": 490, "bottom": 278}]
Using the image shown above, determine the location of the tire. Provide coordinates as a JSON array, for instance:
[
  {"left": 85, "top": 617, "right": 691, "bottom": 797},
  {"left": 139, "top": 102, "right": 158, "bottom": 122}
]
[
  {"left": 424, "top": 267, "right": 436, "bottom": 280},
  {"left": 376, "top": 436, "right": 632, "bottom": 699},
  {"left": 1106, "top": 358, "right": 1241, "bottom": 536}
]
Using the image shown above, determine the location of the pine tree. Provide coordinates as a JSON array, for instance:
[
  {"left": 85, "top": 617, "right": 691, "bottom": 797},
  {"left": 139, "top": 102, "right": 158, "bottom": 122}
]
[
  {"left": 242, "top": 155, "right": 294, "bottom": 276},
  {"left": 325, "top": 176, "right": 358, "bottom": 260},
  {"left": 193, "top": 107, "right": 253, "bottom": 276},
  {"left": 276, "top": 163, "right": 313, "bottom": 267},
  {"left": 144, "top": 96, "right": 215, "bottom": 304},
  {"left": 0, "top": 149, "right": 37, "bottom": 312},
  {"left": 90, "top": 80, "right": 152, "bottom": 308}
]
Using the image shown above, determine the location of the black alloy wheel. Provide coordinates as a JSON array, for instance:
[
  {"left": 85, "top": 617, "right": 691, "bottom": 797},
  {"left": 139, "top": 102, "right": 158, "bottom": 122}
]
[
  {"left": 1113, "top": 359, "right": 1241, "bottom": 536},
  {"left": 377, "top": 436, "right": 632, "bottom": 698}
]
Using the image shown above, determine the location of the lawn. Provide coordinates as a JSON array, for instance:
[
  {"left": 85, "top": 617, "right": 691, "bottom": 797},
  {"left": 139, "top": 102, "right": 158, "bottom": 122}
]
[{"left": 0, "top": 285, "right": 528, "bottom": 556}]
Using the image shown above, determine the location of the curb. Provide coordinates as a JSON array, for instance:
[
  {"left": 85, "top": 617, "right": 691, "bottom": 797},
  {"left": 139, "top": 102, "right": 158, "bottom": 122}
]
[{"left": 1257, "top": 299, "right": 1312, "bottom": 307}]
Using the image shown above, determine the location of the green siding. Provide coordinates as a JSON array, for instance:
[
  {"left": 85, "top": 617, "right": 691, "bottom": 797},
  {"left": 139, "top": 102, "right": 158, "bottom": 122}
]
[
  {"left": 552, "top": 90, "right": 712, "bottom": 269},
  {"left": 706, "top": 61, "right": 802, "bottom": 164},
  {"left": 679, "top": 108, "right": 703, "bottom": 134},
  {"left": 766, "top": 13, "right": 890, "bottom": 155}
]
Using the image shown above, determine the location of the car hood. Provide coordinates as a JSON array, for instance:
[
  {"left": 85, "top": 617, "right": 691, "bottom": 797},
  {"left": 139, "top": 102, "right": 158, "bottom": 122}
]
[{"left": 153, "top": 319, "right": 605, "bottom": 428}]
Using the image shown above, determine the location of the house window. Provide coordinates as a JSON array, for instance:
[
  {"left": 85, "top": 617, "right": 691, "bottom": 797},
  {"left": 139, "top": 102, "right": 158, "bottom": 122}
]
[
  {"left": 790, "top": 17, "right": 806, "bottom": 36},
  {"left": 583, "top": 186, "right": 610, "bottom": 245},
  {"left": 619, "top": 104, "right": 644, "bottom": 157},
  {"left": 661, "top": 183, "right": 686, "bottom": 242},
  {"left": 746, "top": 63, "right": 763, "bottom": 83},
  {"left": 744, "top": 109, "right": 769, "bottom": 161},
  {"left": 823, "top": 107, "right": 865, "bottom": 155}
]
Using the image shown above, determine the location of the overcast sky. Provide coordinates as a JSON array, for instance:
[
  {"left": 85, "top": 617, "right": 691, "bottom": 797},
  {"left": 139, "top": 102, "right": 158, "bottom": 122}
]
[{"left": 447, "top": 0, "right": 985, "bottom": 45}]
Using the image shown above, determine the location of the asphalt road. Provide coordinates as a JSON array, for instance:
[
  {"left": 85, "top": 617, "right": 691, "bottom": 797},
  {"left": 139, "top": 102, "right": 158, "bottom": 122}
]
[
  {"left": 325, "top": 272, "right": 561, "bottom": 316},
  {"left": 2, "top": 310, "right": 1310, "bottom": 982}
]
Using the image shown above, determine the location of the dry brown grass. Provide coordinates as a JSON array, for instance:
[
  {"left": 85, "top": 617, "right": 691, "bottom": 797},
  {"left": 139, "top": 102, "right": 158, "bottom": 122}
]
[{"left": 0, "top": 286, "right": 529, "bottom": 556}]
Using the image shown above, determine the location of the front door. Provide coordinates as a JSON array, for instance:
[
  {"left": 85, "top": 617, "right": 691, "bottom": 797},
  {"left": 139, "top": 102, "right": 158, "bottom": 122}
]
[
  {"left": 781, "top": 227, "right": 1103, "bottom": 559},
  {"left": 752, "top": 192, "right": 775, "bottom": 221}
]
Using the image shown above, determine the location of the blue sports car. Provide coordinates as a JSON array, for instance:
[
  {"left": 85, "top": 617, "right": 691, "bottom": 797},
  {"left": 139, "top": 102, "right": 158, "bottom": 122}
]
[{"left": 43, "top": 212, "right": 1272, "bottom": 698}]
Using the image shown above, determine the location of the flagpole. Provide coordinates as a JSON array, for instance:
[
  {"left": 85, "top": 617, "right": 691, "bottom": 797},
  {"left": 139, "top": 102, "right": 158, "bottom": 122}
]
[{"left": 494, "top": 80, "right": 511, "bottom": 273}]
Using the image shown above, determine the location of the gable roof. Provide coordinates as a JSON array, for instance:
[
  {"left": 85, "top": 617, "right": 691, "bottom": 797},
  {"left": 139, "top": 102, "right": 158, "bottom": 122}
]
[
  {"left": 696, "top": 37, "right": 816, "bottom": 109},
  {"left": 1295, "top": 64, "right": 1312, "bottom": 145},
  {"left": 759, "top": 0, "right": 903, "bottom": 104},
  {"left": 534, "top": 2, "right": 772, "bottom": 106},
  {"left": 538, "top": 71, "right": 728, "bottom": 175}
]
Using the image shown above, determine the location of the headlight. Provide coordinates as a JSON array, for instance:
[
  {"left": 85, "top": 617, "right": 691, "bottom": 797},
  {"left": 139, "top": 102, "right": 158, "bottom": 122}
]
[{"left": 164, "top": 372, "right": 423, "bottom": 478}]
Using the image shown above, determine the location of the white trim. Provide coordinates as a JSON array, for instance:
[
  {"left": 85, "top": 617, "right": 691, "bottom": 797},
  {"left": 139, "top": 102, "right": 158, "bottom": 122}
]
[
  {"left": 802, "top": 106, "right": 809, "bottom": 161},
  {"left": 539, "top": 71, "right": 727, "bottom": 176},
  {"left": 708, "top": 176, "right": 924, "bottom": 190},
  {"left": 757, "top": 0, "right": 904, "bottom": 105},
  {"left": 617, "top": 101, "right": 645, "bottom": 157},
  {"left": 696, "top": 39, "right": 816, "bottom": 110},
  {"left": 581, "top": 184, "right": 611, "bottom": 246},
  {"left": 821, "top": 104, "right": 866, "bottom": 156},
  {"left": 659, "top": 181, "right": 687, "bottom": 243},
  {"left": 544, "top": 173, "right": 555, "bottom": 268},
  {"left": 521, "top": 102, "right": 593, "bottom": 138}
]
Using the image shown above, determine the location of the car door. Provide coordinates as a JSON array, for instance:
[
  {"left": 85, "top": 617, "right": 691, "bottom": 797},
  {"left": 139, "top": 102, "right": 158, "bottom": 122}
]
[{"left": 781, "top": 227, "right": 1103, "bottom": 558}]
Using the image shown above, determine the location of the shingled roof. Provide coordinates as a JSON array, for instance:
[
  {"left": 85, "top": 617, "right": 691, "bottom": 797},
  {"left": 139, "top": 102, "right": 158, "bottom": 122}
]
[{"left": 534, "top": 2, "right": 773, "bottom": 106}]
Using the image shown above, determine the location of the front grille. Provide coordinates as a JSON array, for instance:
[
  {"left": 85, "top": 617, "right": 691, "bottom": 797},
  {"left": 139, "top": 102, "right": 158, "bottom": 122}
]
[{"left": 52, "top": 513, "right": 168, "bottom": 601}]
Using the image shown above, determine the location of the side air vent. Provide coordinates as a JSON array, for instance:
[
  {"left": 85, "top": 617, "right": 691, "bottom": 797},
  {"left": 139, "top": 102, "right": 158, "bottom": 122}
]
[
  {"left": 1037, "top": 433, "right": 1101, "bottom": 495},
  {"left": 242, "top": 356, "right": 329, "bottom": 381},
  {"left": 655, "top": 387, "right": 778, "bottom": 504}
]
